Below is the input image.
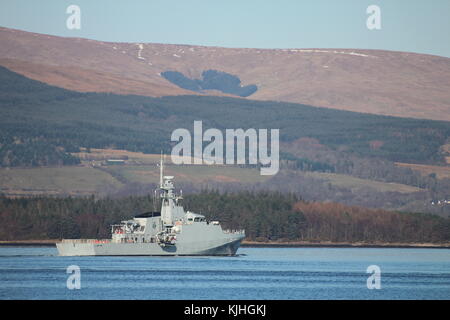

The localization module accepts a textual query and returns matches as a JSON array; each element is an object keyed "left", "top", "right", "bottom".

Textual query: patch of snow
[
  {"left": 281, "top": 48, "right": 374, "bottom": 58},
  {"left": 173, "top": 54, "right": 181, "bottom": 58},
  {"left": 348, "top": 51, "right": 369, "bottom": 57},
  {"left": 136, "top": 43, "right": 146, "bottom": 60}
]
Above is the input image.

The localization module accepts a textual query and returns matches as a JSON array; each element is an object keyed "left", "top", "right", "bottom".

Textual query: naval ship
[{"left": 56, "top": 156, "right": 245, "bottom": 256}]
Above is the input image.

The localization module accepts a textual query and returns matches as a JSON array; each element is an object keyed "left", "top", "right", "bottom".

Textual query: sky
[{"left": 0, "top": 0, "right": 449, "bottom": 57}]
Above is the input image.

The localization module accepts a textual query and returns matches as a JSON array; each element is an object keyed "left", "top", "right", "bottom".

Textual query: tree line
[{"left": 0, "top": 191, "right": 449, "bottom": 243}]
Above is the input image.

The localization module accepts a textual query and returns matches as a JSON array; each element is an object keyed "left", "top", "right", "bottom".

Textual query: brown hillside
[{"left": 1, "top": 27, "right": 449, "bottom": 121}]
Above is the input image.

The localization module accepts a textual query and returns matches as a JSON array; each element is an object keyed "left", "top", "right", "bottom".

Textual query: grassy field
[
  {"left": 0, "top": 166, "right": 123, "bottom": 197},
  {"left": 0, "top": 151, "right": 427, "bottom": 197},
  {"left": 74, "top": 148, "right": 164, "bottom": 164},
  {"left": 395, "top": 162, "right": 450, "bottom": 179},
  {"left": 73, "top": 148, "right": 204, "bottom": 165},
  {"left": 303, "top": 171, "right": 423, "bottom": 193},
  {"left": 0, "top": 163, "right": 424, "bottom": 197},
  {"left": 0, "top": 163, "right": 267, "bottom": 197},
  {"left": 105, "top": 164, "right": 268, "bottom": 184},
  {"left": 74, "top": 149, "right": 268, "bottom": 184}
]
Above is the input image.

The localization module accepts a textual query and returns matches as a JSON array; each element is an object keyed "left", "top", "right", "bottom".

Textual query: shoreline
[
  {"left": 241, "top": 240, "right": 450, "bottom": 249},
  {"left": 1, "top": 240, "right": 450, "bottom": 249}
]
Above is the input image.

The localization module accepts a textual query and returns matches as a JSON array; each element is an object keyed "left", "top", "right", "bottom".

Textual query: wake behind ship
[{"left": 56, "top": 156, "right": 245, "bottom": 256}]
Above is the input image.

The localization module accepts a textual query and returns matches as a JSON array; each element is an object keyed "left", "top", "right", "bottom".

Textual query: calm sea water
[{"left": 0, "top": 246, "right": 449, "bottom": 300}]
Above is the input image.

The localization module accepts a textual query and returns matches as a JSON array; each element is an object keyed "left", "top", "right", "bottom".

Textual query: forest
[
  {"left": 0, "top": 192, "right": 449, "bottom": 243},
  {"left": 1, "top": 65, "right": 449, "bottom": 169}
]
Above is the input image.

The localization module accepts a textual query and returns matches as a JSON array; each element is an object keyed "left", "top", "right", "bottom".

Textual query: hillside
[
  {"left": 1, "top": 65, "right": 448, "bottom": 165},
  {"left": 1, "top": 27, "right": 449, "bottom": 121},
  {"left": 0, "top": 66, "right": 449, "bottom": 215}
]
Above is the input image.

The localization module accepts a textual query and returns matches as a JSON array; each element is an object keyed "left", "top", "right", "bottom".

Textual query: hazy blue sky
[{"left": 1, "top": 0, "right": 449, "bottom": 57}]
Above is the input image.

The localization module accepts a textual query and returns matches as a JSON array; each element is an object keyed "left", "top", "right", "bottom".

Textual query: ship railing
[
  {"left": 223, "top": 229, "right": 245, "bottom": 235},
  {"left": 60, "top": 239, "right": 111, "bottom": 243}
]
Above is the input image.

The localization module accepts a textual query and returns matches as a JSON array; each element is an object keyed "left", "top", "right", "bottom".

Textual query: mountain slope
[
  {"left": 1, "top": 66, "right": 449, "bottom": 214},
  {"left": 1, "top": 27, "right": 449, "bottom": 121},
  {"left": 1, "top": 65, "right": 448, "bottom": 166}
]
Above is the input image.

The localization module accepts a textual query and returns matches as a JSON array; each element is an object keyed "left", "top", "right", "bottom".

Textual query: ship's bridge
[{"left": 185, "top": 211, "right": 206, "bottom": 223}]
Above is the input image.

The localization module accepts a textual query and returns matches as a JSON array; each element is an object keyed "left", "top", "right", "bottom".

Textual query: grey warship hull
[{"left": 57, "top": 237, "right": 243, "bottom": 256}]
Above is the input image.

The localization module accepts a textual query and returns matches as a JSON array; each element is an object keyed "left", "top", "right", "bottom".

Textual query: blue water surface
[{"left": 0, "top": 246, "right": 449, "bottom": 300}]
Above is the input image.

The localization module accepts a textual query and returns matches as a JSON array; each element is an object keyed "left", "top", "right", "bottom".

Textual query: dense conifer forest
[{"left": 1, "top": 192, "right": 448, "bottom": 243}]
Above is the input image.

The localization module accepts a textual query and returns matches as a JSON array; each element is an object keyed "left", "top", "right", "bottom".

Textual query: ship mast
[
  {"left": 159, "top": 151, "right": 164, "bottom": 188},
  {"left": 159, "top": 152, "right": 176, "bottom": 225}
]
